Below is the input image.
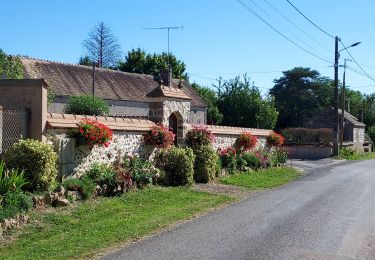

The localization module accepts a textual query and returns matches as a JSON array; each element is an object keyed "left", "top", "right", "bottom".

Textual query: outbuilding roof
[{"left": 21, "top": 57, "right": 206, "bottom": 107}]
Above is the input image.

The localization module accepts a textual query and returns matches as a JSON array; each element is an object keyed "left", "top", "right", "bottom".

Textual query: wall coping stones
[
  {"left": 205, "top": 125, "right": 273, "bottom": 136},
  {"left": 46, "top": 113, "right": 155, "bottom": 132}
]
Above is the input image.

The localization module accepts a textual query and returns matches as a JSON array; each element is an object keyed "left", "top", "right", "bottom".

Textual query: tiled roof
[
  {"left": 46, "top": 113, "right": 155, "bottom": 132},
  {"left": 21, "top": 57, "right": 206, "bottom": 107},
  {"left": 305, "top": 107, "right": 365, "bottom": 128}
]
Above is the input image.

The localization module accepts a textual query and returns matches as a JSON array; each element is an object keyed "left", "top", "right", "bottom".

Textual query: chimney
[
  {"left": 359, "top": 109, "right": 364, "bottom": 122},
  {"left": 160, "top": 67, "right": 172, "bottom": 86}
]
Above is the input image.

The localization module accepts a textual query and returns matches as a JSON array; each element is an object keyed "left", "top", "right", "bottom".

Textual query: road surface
[{"left": 101, "top": 160, "right": 375, "bottom": 260}]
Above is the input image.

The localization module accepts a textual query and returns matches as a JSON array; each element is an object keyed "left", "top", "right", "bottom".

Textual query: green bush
[
  {"left": 236, "top": 155, "right": 248, "bottom": 172},
  {"left": 4, "top": 139, "right": 58, "bottom": 192},
  {"left": 84, "top": 163, "right": 132, "bottom": 196},
  {"left": 269, "top": 148, "right": 288, "bottom": 167},
  {"left": 0, "top": 191, "right": 33, "bottom": 221},
  {"left": 154, "top": 147, "right": 195, "bottom": 186},
  {"left": 339, "top": 147, "right": 356, "bottom": 159},
  {"left": 62, "top": 177, "right": 96, "bottom": 200},
  {"left": 218, "top": 147, "right": 238, "bottom": 174},
  {"left": 65, "top": 95, "right": 109, "bottom": 116},
  {"left": 0, "top": 161, "right": 28, "bottom": 195},
  {"left": 193, "top": 146, "right": 220, "bottom": 183},
  {"left": 282, "top": 128, "right": 332, "bottom": 146},
  {"left": 241, "top": 152, "right": 261, "bottom": 170},
  {"left": 2, "top": 191, "right": 33, "bottom": 211},
  {"left": 123, "top": 155, "right": 159, "bottom": 188},
  {"left": 85, "top": 163, "right": 115, "bottom": 184}
]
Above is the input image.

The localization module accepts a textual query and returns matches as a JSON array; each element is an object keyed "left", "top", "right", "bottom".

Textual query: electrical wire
[
  {"left": 285, "top": 0, "right": 334, "bottom": 39},
  {"left": 236, "top": 0, "right": 333, "bottom": 64},
  {"left": 245, "top": 0, "right": 330, "bottom": 60},
  {"left": 262, "top": 0, "right": 332, "bottom": 54},
  {"left": 340, "top": 40, "right": 375, "bottom": 83}
]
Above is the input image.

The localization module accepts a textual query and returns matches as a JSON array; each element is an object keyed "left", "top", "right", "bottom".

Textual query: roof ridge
[{"left": 20, "top": 56, "right": 156, "bottom": 79}]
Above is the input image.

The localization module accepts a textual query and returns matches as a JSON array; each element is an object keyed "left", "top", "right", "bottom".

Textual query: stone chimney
[{"left": 160, "top": 67, "right": 172, "bottom": 87}]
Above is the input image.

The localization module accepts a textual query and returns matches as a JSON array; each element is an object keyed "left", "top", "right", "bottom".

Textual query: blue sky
[{"left": 1, "top": 0, "right": 375, "bottom": 94}]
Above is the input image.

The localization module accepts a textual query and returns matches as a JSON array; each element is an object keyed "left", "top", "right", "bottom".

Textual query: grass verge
[
  {"left": 0, "top": 187, "right": 233, "bottom": 259},
  {"left": 339, "top": 152, "right": 375, "bottom": 161},
  {"left": 219, "top": 167, "right": 300, "bottom": 190}
]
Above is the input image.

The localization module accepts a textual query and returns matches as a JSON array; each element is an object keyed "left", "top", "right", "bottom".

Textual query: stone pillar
[{"left": 53, "top": 137, "right": 76, "bottom": 181}]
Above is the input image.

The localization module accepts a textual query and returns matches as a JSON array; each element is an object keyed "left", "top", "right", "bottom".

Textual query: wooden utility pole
[
  {"left": 333, "top": 36, "right": 339, "bottom": 156},
  {"left": 340, "top": 58, "right": 351, "bottom": 148}
]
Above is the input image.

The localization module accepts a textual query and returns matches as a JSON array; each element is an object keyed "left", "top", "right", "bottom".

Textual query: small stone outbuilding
[{"left": 305, "top": 107, "right": 368, "bottom": 152}]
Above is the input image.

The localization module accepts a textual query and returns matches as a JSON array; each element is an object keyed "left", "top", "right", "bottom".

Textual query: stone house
[
  {"left": 19, "top": 57, "right": 209, "bottom": 145},
  {"left": 0, "top": 57, "right": 273, "bottom": 177},
  {"left": 305, "top": 107, "right": 367, "bottom": 151}
]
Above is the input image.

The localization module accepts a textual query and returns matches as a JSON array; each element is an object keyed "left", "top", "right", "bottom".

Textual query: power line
[
  {"left": 236, "top": 0, "right": 332, "bottom": 64},
  {"left": 245, "top": 0, "right": 330, "bottom": 60},
  {"left": 340, "top": 40, "right": 375, "bottom": 83},
  {"left": 285, "top": 0, "right": 334, "bottom": 39},
  {"left": 262, "top": 0, "right": 332, "bottom": 54}
]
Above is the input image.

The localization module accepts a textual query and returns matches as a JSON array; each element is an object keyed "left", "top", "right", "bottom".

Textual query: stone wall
[
  {"left": 213, "top": 135, "right": 267, "bottom": 150},
  {"left": 49, "top": 130, "right": 154, "bottom": 178},
  {"left": 46, "top": 113, "right": 273, "bottom": 178}
]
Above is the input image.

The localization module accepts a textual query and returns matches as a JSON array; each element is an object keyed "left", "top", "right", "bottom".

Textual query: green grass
[
  {"left": 339, "top": 152, "right": 375, "bottom": 161},
  {"left": 219, "top": 167, "right": 300, "bottom": 190},
  {"left": 0, "top": 187, "right": 233, "bottom": 259}
]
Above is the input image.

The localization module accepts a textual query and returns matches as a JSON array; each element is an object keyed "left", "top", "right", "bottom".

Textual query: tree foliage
[
  {"left": 191, "top": 83, "right": 223, "bottom": 124},
  {"left": 0, "top": 49, "right": 24, "bottom": 79},
  {"left": 117, "top": 48, "right": 187, "bottom": 79},
  {"left": 215, "top": 75, "right": 278, "bottom": 129},
  {"left": 78, "top": 55, "right": 94, "bottom": 66},
  {"left": 82, "top": 22, "right": 121, "bottom": 68},
  {"left": 270, "top": 67, "right": 333, "bottom": 129}
]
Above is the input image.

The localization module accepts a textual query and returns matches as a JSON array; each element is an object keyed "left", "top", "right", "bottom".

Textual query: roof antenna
[{"left": 142, "top": 26, "right": 183, "bottom": 70}]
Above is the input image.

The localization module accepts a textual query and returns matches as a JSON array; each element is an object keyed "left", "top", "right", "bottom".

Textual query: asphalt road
[{"left": 101, "top": 160, "right": 375, "bottom": 260}]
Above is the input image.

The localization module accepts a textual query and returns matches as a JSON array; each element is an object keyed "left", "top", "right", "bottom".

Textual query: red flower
[{"left": 75, "top": 119, "right": 113, "bottom": 147}]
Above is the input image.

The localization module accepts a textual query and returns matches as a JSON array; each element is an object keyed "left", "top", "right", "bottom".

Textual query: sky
[{"left": 1, "top": 0, "right": 375, "bottom": 94}]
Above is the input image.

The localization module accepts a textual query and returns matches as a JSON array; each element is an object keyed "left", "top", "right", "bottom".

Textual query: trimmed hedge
[
  {"left": 155, "top": 147, "right": 195, "bottom": 186},
  {"left": 193, "top": 146, "right": 220, "bottom": 183},
  {"left": 4, "top": 139, "right": 58, "bottom": 192},
  {"left": 282, "top": 128, "right": 332, "bottom": 146}
]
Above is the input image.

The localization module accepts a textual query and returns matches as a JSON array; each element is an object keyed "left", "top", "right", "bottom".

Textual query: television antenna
[{"left": 143, "top": 26, "right": 183, "bottom": 68}]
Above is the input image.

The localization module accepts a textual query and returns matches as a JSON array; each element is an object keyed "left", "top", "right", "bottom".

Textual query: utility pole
[
  {"left": 333, "top": 36, "right": 340, "bottom": 156},
  {"left": 340, "top": 58, "right": 351, "bottom": 148}
]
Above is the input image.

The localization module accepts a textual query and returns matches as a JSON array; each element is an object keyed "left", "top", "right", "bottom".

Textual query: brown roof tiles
[{"left": 21, "top": 57, "right": 206, "bottom": 107}]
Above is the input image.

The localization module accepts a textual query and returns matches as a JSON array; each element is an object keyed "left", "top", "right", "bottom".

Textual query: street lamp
[{"left": 333, "top": 39, "right": 361, "bottom": 156}]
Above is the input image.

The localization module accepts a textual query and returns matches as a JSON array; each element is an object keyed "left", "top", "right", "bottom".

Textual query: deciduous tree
[
  {"left": 117, "top": 48, "right": 187, "bottom": 79},
  {"left": 82, "top": 22, "right": 121, "bottom": 68},
  {"left": 270, "top": 67, "right": 333, "bottom": 129}
]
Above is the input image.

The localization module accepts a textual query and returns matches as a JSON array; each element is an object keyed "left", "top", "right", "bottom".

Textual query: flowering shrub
[
  {"left": 267, "top": 132, "right": 285, "bottom": 147},
  {"left": 269, "top": 148, "right": 288, "bottom": 167},
  {"left": 217, "top": 147, "right": 237, "bottom": 173},
  {"left": 253, "top": 149, "right": 269, "bottom": 168},
  {"left": 71, "top": 119, "right": 113, "bottom": 147},
  {"left": 122, "top": 154, "right": 159, "bottom": 188},
  {"left": 144, "top": 124, "right": 175, "bottom": 148},
  {"left": 234, "top": 131, "right": 257, "bottom": 152},
  {"left": 185, "top": 125, "right": 216, "bottom": 147}
]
